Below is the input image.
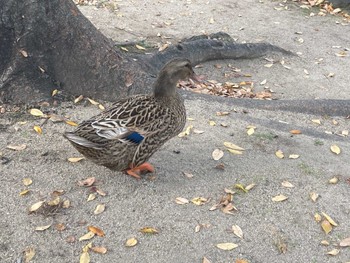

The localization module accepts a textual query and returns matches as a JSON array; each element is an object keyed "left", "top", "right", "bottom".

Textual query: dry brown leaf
[
  {"left": 339, "top": 237, "right": 350, "bottom": 247},
  {"left": 79, "top": 231, "right": 95, "bottom": 241},
  {"left": 212, "top": 149, "right": 224, "bottom": 161},
  {"left": 272, "top": 194, "right": 288, "bottom": 202},
  {"left": 88, "top": 226, "right": 105, "bottom": 237},
  {"left": 232, "top": 225, "right": 243, "bottom": 239},
  {"left": 310, "top": 192, "right": 319, "bottom": 202},
  {"left": 224, "top": 142, "right": 244, "bottom": 151},
  {"left": 22, "top": 178, "right": 32, "bottom": 186},
  {"left": 47, "top": 196, "right": 60, "bottom": 206},
  {"left": 29, "top": 201, "right": 44, "bottom": 213},
  {"left": 222, "top": 202, "right": 237, "bottom": 214},
  {"left": 330, "top": 145, "right": 341, "bottom": 154},
  {"left": 55, "top": 223, "right": 66, "bottom": 231},
  {"left": 80, "top": 251, "right": 90, "bottom": 263},
  {"left": 6, "top": 144, "right": 27, "bottom": 151},
  {"left": 140, "top": 227, "right": 159, "bottom": 234},
  {"left": 94, "top": 203, "right": 105, "bottom": 215},
  {"left": 329, "top": 177, "right": 338, "bottom": 184},
  {"left": 216, "top": 243, "right": 238, "bottom": 250},
  {"left": 91, "top": 246, "right": 107, "bottom": 254},
  {"left": 326, "top": 249, "right": 340, "bottom": 256},
  {"left": 125, "top": 237, "right": 138, "bottom": 247},
  {"left": 321, "top": 220, "right": 332, "bottom": 234},
  {"left": 65, "top": 120, "right": 78, "bottom": 126},
  {"left": 290, "top": 129, "right": 302, "bottom": 134},
  {"left": 78, "top": 177, "right": 96, "bottom": 187},
  {"left": 68, "top": 157, "right": 85, "bottom": 163},
  {"left": 35, "top": 224, "right": 52, "bottom": 231},
  {"left": 322, "top": 212, "right": 338, "bottom": 226},
  {"left": 175, "top": 197, "right": 189, "bottom": 205},
  {"left": 24, "top": 247, "right": 35, "bottom": 263},
  {"left": 33, "top": 125, "right": 42, "bottom": 134},
  {"left": 29, "top": 108, "right": 44, "bottom": 117},
  {"left": 275, "top": 150, "right": 284, "bottom": 159},
  {"left": 281, "top": 181, "right": 294, "bottom": 188}
]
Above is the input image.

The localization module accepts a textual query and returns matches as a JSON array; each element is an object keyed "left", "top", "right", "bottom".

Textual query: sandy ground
[{"left": 1, "top": 1, "right": 350, "bottom": 263}]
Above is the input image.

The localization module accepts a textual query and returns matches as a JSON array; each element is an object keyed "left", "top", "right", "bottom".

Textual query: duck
[{"left": 64, "top": 58, "right": 198, "bottom": 179}]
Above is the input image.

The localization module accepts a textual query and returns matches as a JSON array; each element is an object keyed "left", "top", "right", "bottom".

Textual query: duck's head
[{"left": 154, "top": 58, "right": 198, "bottom": 97}]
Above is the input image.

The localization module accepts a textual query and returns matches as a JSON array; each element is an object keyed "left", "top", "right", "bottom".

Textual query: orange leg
[{"left": 126, "top": 162, "right": 155, "bottom": 179}]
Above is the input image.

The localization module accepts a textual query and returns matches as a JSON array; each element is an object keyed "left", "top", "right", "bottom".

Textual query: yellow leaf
[
  {"left": 178, "top": 125, "right": 193, "bottom": 137},
  {"left": 24, "top": 247, "right": 35, "bottom": 263},
  {"left": 326, "top": 249, "right": 340, "bottom": 256},
  {"left": 74, "top": 95, "right": 84, "bottom": 103},
  {"left": 281, "top": 181, "right": 294, "bottom": 188},
  {"left": 6, "top": 144, "right": 27, "bottom": 151},
  {"left": 98, "top": 104, "right": 105, "bottom": 110},
  {"left": 91, "top": 246, "right": 107, "bottom": 254},
  {"left": 88, "top": 226, "right": 105, "bottom": 237},
  {"left": 329, "top": 177, "right": 338, "bottom": 184},
  {"left": 68, "top": 157, "right": 85, "bottom": 163},
  {"left": 35, "top": 224, "right": 52, "bottom": 231},
  {"left": 29, "top": 108, "right": 44, "bottom": 117},
  {"left": 175, "top": 197, "right": 189, "bottom": 205},
  {"left": 321, "top": 220, "right": 332, "bottom": 234},
  {"left": 264, "top": 63, "right": 274, "bottom": 68},
  {"left": 314, "top": 213, "right": 322, "bottom": 222},
  {"left": 187, "top": 117, "right": 195, "bottom": 121},
  {"left": 272, "top": 194, "right": 288, "bottom": 202},
  {"left": 125, "top": 237, "right": 138, "bottom": 247},
  {"left": 120, "top": 47, "right": 128, "bottom": 52},
  {"left": 232, "top": 225, "right": 243, "bottom": 238},
  {"left": 80, "top": 252, "right": 90, "bottom": 263},
  {"left": 216, "top": 243, "right": 238, "bottom": 250},
  {"left": 275, "top": 150, "right": 284, "bottom": 159},
  {"left": 62, "top": 199, "right": 70, "bottom": 208},
  {"left": 288, "top": 154, "right": 300, "bottom": 159},
  {"left": 311, "top": 119, "right": 321, "bottom": 125},
  {"left": 310, "top": 192, "right": 319, "bottom": 202},
  {"left": 47, "top": 196, "right": 60, "bottom": 206},
  {"left": 140, "top": 227, "right": 159, "bottom": 234},
  {"left": 20, "top": 189, "right": 31, "bottom": 196},
  {"left": 83, "top": 242, "right": 92, "bottom": 252},
  {"left": 65, "top": 120, "right": 78, "bottom": 126},
  {"left": 234, "top": 184, "right": 247, "bottom": 193},
  {"left": 94, "top": 203, "right": 105, "bottom": 215},
  {"left": 29, "top": 201, "right": 44, "bottom": 213},
  {"left": 191, "top": 197, "right": 208, "bottom": 205},
  {"left": 212, "top": 149, "right": 224, "bottom": 160},
  {"left": 247, "top": 127, "right": 255, "bottom": 135},
  {"left": 79, "top": 231, "right": 95, "bottom": 241},
  {"left": 227, "top": 149, "right": 243, "bottom": 155},
  {"left": 22, "top": 178, "right": 33, "bottom": 186},
  {"left": 322, "top": 212, "right": 338, "bottom": 226},
  {"left": 87, "top": 98, "right": 99, "bottom": 105},
  {"left": 87, "top": 193, "right": 96, "bottom": 202},
  {"left": 320, "top": 240, "right": 329, "bottom": 246},
  {"left": 209, "top": 120, "right": 216, "bottom": 126},
  {"left": 33, "top": 125, "right": 42, "bottom": 134},
  {"left": 330, "top": 144, "right": 341, "bottom": 154},
  {"left": 52, "top": 89, "right": 58, "bottom": 96},
  {"left": 135, "top": 44, "right": 146, "bottom": 50},
  {"left": 224, "top": 142, "right": 245, "bottom": 151},
  {"left": 245, "top": 183, "right": 256, "bottom": 191}
]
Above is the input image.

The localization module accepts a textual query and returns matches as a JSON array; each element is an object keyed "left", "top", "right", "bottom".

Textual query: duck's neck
[{"left": 153, "top": 71, "right": 178, "bottom": 98}]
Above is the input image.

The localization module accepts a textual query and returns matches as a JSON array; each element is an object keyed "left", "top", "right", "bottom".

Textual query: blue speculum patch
[{"left": 125, "top": 132, "right": 144, "bottom": 144}]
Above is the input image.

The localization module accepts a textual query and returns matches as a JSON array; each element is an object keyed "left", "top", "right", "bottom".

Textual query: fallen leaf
[
  {"left": 235, "top": 260, "right": 249, "bottom": 263},
  {"left": 281, "top": 181, "right": 294, "bottom": 188},
  {"left": 224, "top": 142, "right": 244, "bottom": 151},
  {"left": 330, "top": 145, "right": 341, "bottom": 154},
  {"left": 68, "top": 157, "right": 85, "bottom": 163},
  {"left": 65, "top": 120, "right": 78, "bottom": 126},
  {"left": 87, "top": 193, "right": 96, "bottom": 202},
  {"left": 79, "top": 231, "right": 95, "bottom": 241},
  {"left": 96, "top": 188, "right": 107, "bottom": 196},
  {"left": 339, "top": 237, "right": 350, "bottom": 247},
  {"left": 329, "top": 177, "right": 338, "bottom": 184},
  {"left": 227, "top": 149, "right": 243, "bottom": 155},
  {"left": 135, "top": 44, "right": 146, "bottom": 50},
  {"left": 140, "top": 227, "right": 159, "bottom": 234},
  {"left": 245, "top": 183, "right": 256, "bottom": 191},
  {"left": 52, "top": 89, "right": 58, "bottom": 96},
  {"left": 20, "top": 189, "right": 31, "bottom": 196},
  {"left": 94, "top": 203, "right": 105, "bottom": 215},
  {"left": 203, "top": 257, "right": 211, "bottom": 263},
  {"left": 264, "top": 63, "right": 274, "bottom": 68},
  {"left": 35, "top": 224, "right": 52, "bottom": 231},
  {"left": 310, "top": 192, "right": 319, "bottom": 202},
  {"left": 47, "top": 196, "right": 60, "bottom": 206},
  {"left": 29, "top": 201, "right": 45, "bottom": 213},
  {"left": 125, "top": 237, "right": 138, "bottom": 247},
  {"left": 272, "top": 194, "right": 288, "bottom": 202},
  {"left": 216, "top": 243, "right": 238, "bottom": 250},
  {"left": 275, "top": 150, "right": 284, "bottom": 159},
  {"left": 342, "top": 130, "right": 348, "bottom": 136},
  {"left": 23, "top": 178, "right": 33, "bottom": 186},
  {"left": 288, "top": 154, "right": 300, "bottom": 159},
  {"left": 234, "top": 184, "right": 247, "bottom": 193},
  {"left": 193, "top": 129, "right": 204, "bottom": 134},
  {"left": 260, "top": 79, "right": 267, "bottom": 85},
  {"left": 91, "top": 246, "right": 107, "bottom": 254},
  {"left": 62, "top": 199, "right": 70, "bottom": 208},
  {"left": 311, "top": 119, "right": 321, "bottom": 125},
  {"left": 29, "top": 109, "right": 44, "bottom": 117},
  {"left": 33, "top": 125, "right": 42, "bottom": 134},
  {"left": 182, "top": 172, "right": 194, "bottom": 178},
  {"left": 88, "top": 226, "right": 105, "bottom": 237},
  {"left": 120, "top": 47, "right": 128, "bottom": 52},
  {"left": 78, "top": 177, "right": 96, "bottom": 187},
  {"left": 178, "top": 125, "right": 193, "bottom": 137},
  {"left": 20, "top": 49, "right": 28, "bottom": 57},
  {"left": 322, "top": 212, "right": 338, "bottom": 226},
  {"left": 209, "top": 120, "right": 216, "bottom": 126},
  {"left": 326, "top": 249, "right": 340, "bottom": 256},
  {"left": 320, "top": 240, "right": 329, "bottom": 246},
  {"left": 216, "top": 111, "right": 230, "bottom": 116},
  {"left": 55, "top": 223, "right": 66, "bottom": 231},
  {"left": 191, "top": 197, "right": 208, "bottom": 206},
  {"left": 24, "top": 247, "right": 35, "bottom": 263},
  {"left": 290, "top": 129, "right": 302, "bottom": 134},
  {"left": 80, "top": 251, "right": 90, "bottom": 263},
  {"left": 232, "top": 225, "right": 243, "bottom": 238},
  {"left": 321, "top": 220, "right": 332, "bottom": 234},
  {"left": 247, "top": 127, "right": 255, "bottom": 135},
  {"left": 74, "top": 95, "right": 84, "bottom": 103},
  {"left": 212, "top": 149, "right": 224, "bottom": 160},
  {"left": 87, "top": 98, "right": 99, "bottom": 105},
  {"left": 98, "top": 104, "right": 105, "bottom": 110},
  {"left": 6, "top": 144, "right": 27, "bottom": 151},
  {"left": 175, "top": 197, "right": 189, "bottom": 205},
  {"left": 314, "top": 213, "right": 322, "bottom": 222}
]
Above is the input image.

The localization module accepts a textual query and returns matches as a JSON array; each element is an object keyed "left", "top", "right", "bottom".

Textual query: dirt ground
[{"left": 1, "top": 1, "right": 349, "bottom": 263}]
